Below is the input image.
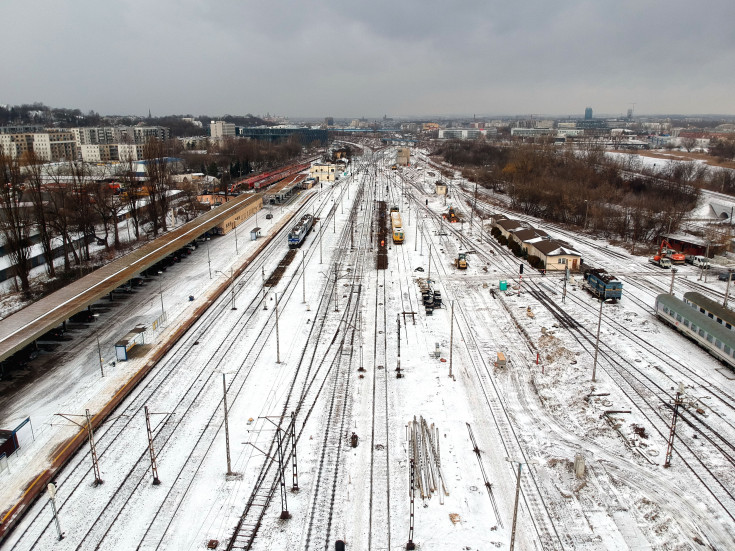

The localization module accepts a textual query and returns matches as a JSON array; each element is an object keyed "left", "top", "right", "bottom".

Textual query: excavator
[{"left": 655, "top": 239, "right": 686, "bottom": 265}]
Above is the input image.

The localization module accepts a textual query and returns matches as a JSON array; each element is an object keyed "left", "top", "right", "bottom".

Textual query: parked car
[{"left": 717, "top": 272, "right": 735, "bottom": 281}]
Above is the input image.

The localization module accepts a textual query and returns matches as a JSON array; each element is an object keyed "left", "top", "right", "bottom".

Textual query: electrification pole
[
  {"left": 222, "top": 373, "right": 233, "bottom": 475},
  {"left": 449, "top": 300, "right": 454, "bottom": 379},
  {"left": 85, "top": 409, "right": 103, "bottom": 485},
  {"left": 96, "top": 334, "right": 104, "bottom": 378},
  {"left": 592, "top": 298, "right": 604, "bottom": 382},
  {"left": 275, "top": 292, "right": 281, "bottom": 364},
  {"left": 144, "top": 405, "right": 161, "bottom": 485}
]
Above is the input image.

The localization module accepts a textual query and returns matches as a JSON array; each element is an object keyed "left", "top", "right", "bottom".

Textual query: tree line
[{"left": 433, "top": 140, "right": 703, "bottom": 247}]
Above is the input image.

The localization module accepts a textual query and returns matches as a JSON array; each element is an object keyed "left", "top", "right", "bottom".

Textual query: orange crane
[{"left": 656, "top": 239, "right": 686, "bottom": 264}]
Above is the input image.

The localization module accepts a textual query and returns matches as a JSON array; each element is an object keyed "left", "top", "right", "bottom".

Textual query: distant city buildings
[
  {"left": 438, "top": 128, "right": 497, "bottom": 140},
  {"left": 585, "top": 107, "right": 593, "bottom": 120},
  {"left": 0, "top": 124, "right": 170, "bottom": 162}
]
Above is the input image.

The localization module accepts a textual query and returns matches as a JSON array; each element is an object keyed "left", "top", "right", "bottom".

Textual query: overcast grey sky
[{"left": 2, "top": 1, "right": 734, "bottom": 118}]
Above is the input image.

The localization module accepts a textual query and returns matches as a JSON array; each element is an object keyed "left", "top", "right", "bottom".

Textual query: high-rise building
[
  {"left": 210, "top": 121, "right": 236, "bottom": 138},
  {"left": 584, "top": 107, "right": 593, "bottom": 120}
]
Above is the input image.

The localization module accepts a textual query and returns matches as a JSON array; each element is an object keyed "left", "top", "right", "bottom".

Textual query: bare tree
[
  {"left": 26, "top": 153, "right": 56, "bottom": 278},
  {"left": 68, "top": 161, "right": 96, "bottom": 261},
  {"left": 143, "top": 138, "right": 172, "bottom": 237},
  {"left": 45, "top": 166, "right": 79, "bottom": 271},
  {"left": 681, "top": 137, "right": 697, "bottom": 153},
  {"left": 0, "top": 153, "right": 33, "bottom": 293},
  {"left": 120, "top": 157, "right": 143, "bottom": 241}
]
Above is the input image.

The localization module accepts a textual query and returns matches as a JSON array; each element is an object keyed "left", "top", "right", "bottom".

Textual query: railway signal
[{"left": 518, "top": 263, "right": 523, "bottom": 296}]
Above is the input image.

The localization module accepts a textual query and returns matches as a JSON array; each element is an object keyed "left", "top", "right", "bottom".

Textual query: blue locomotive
[
  {"left": 583, "top": 268, "right": 622, "bottom": 301},
  {"left": 288, "top": 214, "right": 314, "bottom": 248}
]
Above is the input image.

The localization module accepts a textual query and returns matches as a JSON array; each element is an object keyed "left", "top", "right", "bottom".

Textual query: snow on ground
[{"left": 2, "top": 148, "right": 735, "bottom": 550}]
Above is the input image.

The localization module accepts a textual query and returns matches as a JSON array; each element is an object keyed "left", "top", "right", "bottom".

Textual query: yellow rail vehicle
[{"left": 390, "top": 207, "right": 404, "bottom": 244}]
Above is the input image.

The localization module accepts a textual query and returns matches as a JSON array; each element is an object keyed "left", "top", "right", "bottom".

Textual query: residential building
[{"left": 0, "top": 131, "right": 76, "bottom": 161}]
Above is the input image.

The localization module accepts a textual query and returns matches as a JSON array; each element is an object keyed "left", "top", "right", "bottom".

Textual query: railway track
[
  {"left": 226, "top": 154, "right": 374, "bottom": 550},
  {"left": 397, "top": 172, "right": 565, "bottom": 550},
  {"left": 6, "top": 197, "right": 321, "bottom": 550}
]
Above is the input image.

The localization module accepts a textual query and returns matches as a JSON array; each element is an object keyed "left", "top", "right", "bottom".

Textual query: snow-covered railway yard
[{"left": 2, "top": 148, "right": 735, "bottom": 550}]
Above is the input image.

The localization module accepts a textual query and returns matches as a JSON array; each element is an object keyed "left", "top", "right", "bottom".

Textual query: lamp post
[{"left": 584, "top": 200, "right": 589, "bottom": 230}]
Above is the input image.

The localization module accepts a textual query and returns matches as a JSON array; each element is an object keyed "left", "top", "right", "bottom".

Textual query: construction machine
[
  {"left": 656, "top": 239, "right": 685, "bottom": 264},
  {"left": 454, "top": 252, "right": 468, "bottom": 269}
]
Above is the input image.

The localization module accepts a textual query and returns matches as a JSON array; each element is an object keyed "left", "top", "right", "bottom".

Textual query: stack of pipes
[{"left": 408, "top": 416, "right": 449, "bottom": 503}]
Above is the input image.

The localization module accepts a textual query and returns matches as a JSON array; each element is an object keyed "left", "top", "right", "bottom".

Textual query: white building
[
  {"left": 210, "top": 121, "right": 236, "bottom": 138},
  {"left": 438, "top": 128, "right": 496, "bottom": 140}
]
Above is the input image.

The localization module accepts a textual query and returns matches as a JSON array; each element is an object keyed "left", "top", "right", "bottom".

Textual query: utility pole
[
  {"left": 319, "top": 220, "right": 323, "bottom": 264},
  {"left": 449, "top": 300, "right": 454, "bottom": 379},
  {"left": 234, "top": 222, "right": 239, "bottom": 255},
  {"left": 470, "top": 182, "right": 477, "bottom": 236},
  {"left": 414, "top": 217, "right": 418, "bottom": 252},
  {"left": 85, "top": 409, "right": 103, "bottom": 485},
  {"left": 428, "top": 246, "right": 432, "bottom": 281},
  {"left": 397, "top": 313, "right": 401, "bottom": 373},
  {"left": 420, "top": 223, "right": 423, "bottom": 256},
  {"left": 275, "top": 292, "right": 281, "bottom": 364},
  {"left": 144, "top": 405, "right": 161, "bottom": 485},
  {"left": 276, "top": 427, "right": 291, "bottom": 519},
  {"left": 222, "top": 374, "right": 233, "bottom": 475},
  {"left": 664, "top": 383, "right": 685, "bottom": 468},
  {"left": 725, "top": 270, "right": 733, "bottom": 308},
  {"left": 47, "top": 483, "right": 63, "bottom": 541},
  {"left": 206, "top": 237, "right": 212, "bottom": 279},
  {"left": 302, "top": 251, "right": 306, "bottom": 303},
  {"left": 334, "top": 264, "right": 339, "bottom": 312},
  {"left": 96, "top": 334, "right": 104, "bottom": 378},
  {"left": 406, "top": 458, "right": 416, "bottom": 550},
  {"left": 230, "top": 268, "right": 237, "bottom": 310},
  {"left": 699, "top": 242, "right": 710, "bottom": 281},
  {"left": 291, "top": 412, "right": 299, "bottom": 491},
  {"left": 508, "top": 461, "right": 523, "bottom": 551},
  {"left": 669, "top": 267, "right": 677, "bottom": 295},
  {"left": 562, "top": 267, "right": 568, "bottom": 303},
  {"left": 159, "top": 281, "right": 165, "bottom": 318},
  {"left": 592, "top": 298, "right": 604, "bottom": 382}
]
